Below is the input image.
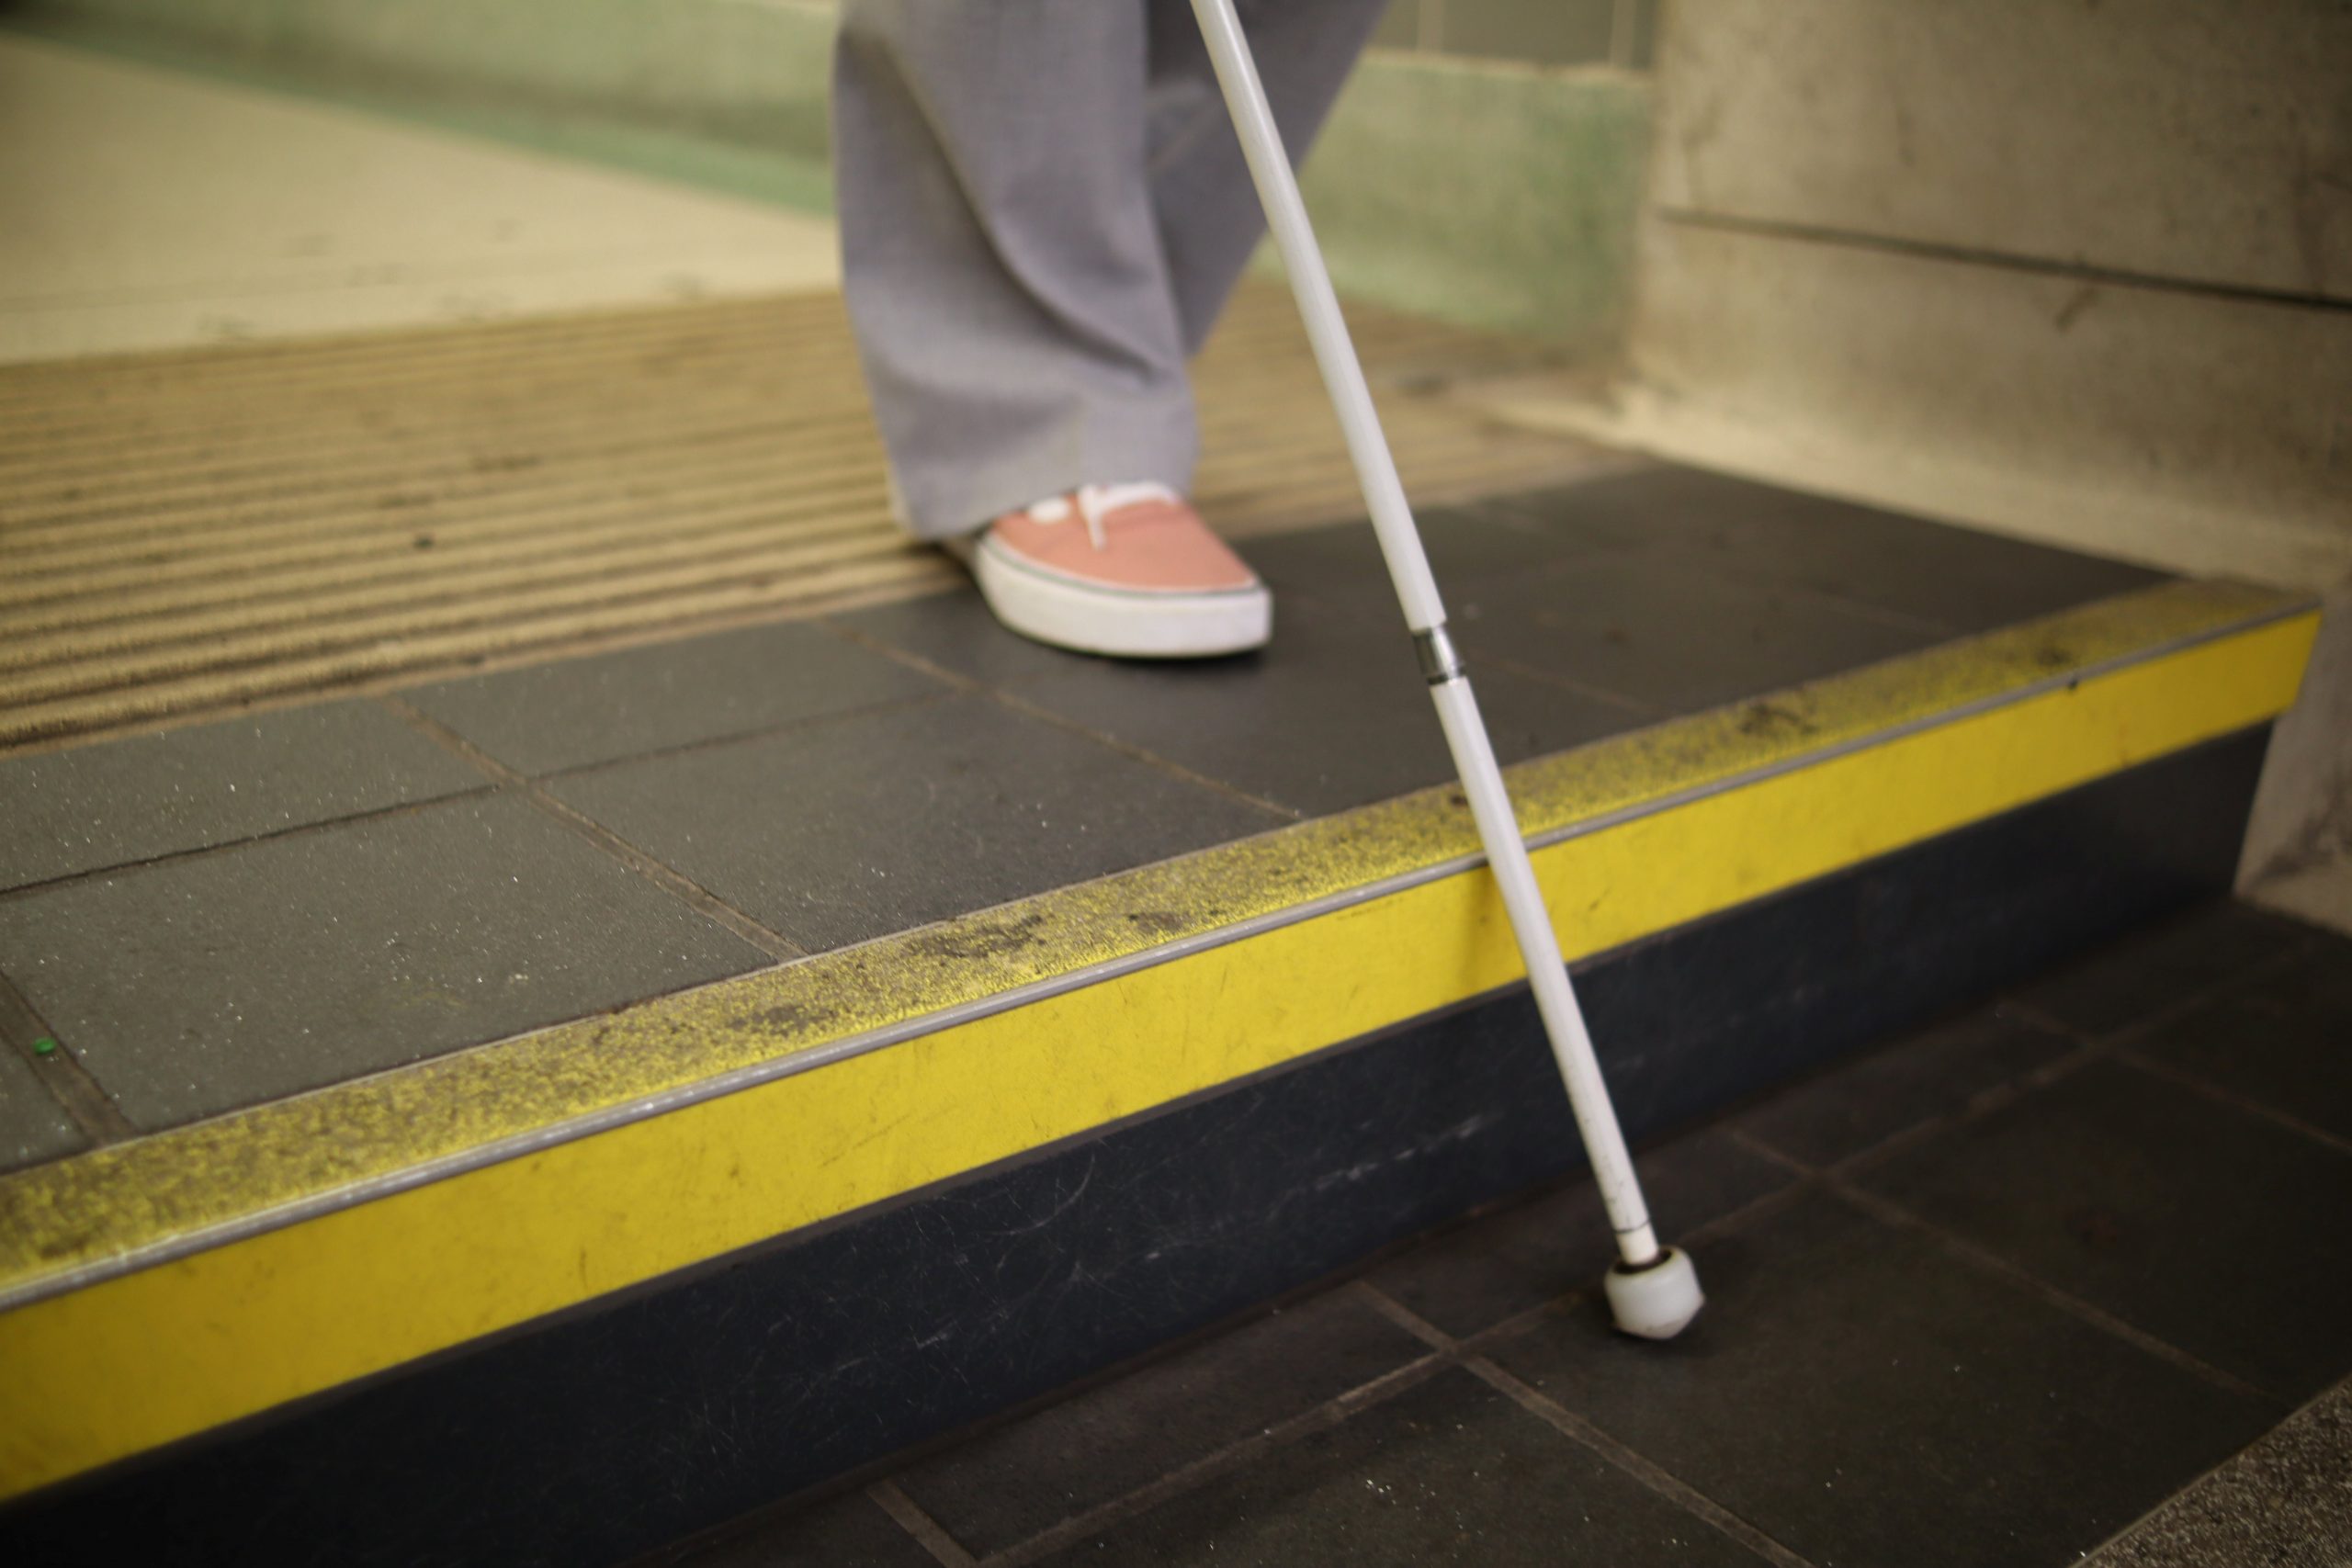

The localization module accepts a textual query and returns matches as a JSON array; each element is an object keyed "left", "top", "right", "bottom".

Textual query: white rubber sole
[{"left": 968, "top": 535, "right": 1272, "bottom": 659}]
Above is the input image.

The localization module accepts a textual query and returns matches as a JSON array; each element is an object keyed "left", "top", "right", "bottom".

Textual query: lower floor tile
[
  {"left": 1487, "top": 1189, "right": 2275, "bottom": 1568},
  {"left": 1043, "top": 1367, "right": 1770, "bottom": 1567}
]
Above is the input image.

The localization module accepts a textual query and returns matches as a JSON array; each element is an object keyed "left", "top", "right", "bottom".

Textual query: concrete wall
[
  {"left": 1374, "top": 0, "right": 1657, "bottom": 69},
  {"left": 1609, "top": 0, "right": 2351, "bottom": 589},
  {"left": 1648, "top": 2, "right": 2349, "bottom": 301},
  {"left": 1607, "top": 0, "right": 2352, "bottom": 878}
]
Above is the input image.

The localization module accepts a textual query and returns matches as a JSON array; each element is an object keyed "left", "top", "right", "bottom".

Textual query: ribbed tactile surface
[{"left": 0, "top": 286, "right": 1590, "bottom": 751}]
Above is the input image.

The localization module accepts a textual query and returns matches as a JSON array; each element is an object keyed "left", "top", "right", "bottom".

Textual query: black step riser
[{"left": 0, "top": 728, "right": 2267, "bottom": 1567}]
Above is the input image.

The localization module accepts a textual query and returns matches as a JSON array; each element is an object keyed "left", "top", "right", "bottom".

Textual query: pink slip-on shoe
[{"left": 962, "top": 482, "right": 1272, "bottom": 658}]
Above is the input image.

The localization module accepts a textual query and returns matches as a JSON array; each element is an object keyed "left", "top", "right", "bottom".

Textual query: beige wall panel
[
  {"left": 1652, "top": 0, "right": 2352, "bottom": 300},
  {"left": 1603, "top": 219, "right": 2352, "bottom": 588}
]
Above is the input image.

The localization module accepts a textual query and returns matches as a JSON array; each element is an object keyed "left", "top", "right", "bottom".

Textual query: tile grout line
[
  {"left": 989, "top": 687, "right": 1301, "bottom": 822},
  {"left": 1837, "top": 1181, "right": 2273, "bottom": 1403},
  {"left": 866, "top": 1479, "right": 980, "bottom": 1568},
  {"left": 2108, "top": 1043, "right": 2352, "bottom": 1160},
  {"left": 0, "top": 786, "right": 499, "bottom": 908},
  {"left": 0, "top": 572, "right": 964, "bottom": 764},
  {"left": 808, "top": 916, "right": 2313, "bottom": 1564},
  {"left": 2000, "top": 932, "right": 2319, "bottom": 1055},
  {"left": 1453, "top": 493, "right": 1968, "bottom": 642},
  {"left": 1470, "top": 1362, "right": 1819, "bottom": 1568},
  {"left": 1458, "top": 643, "right": 1666, "bottom": 717},
  {"left": 1994, "top": 934, "right": 2352, "bottom": 1159},
  {"left": 533, "top": 687, "right": 962, "bottom": 785},
  {"left": 1782, "top": 937, "right": 2328, "bottom": 1192},
  {"left": 1351, "top": 1282, "right": 1820, "bottom": 1568},
  {"left": 1726, "top": 1128, "right": 2275, "bottom": 1404},
  {"left": 1799, "top": 1037, "right": 2113, "bottom": 1188},
  {"left": 982, "top": 1353, "right": 1453, "bottom": 1568},
  {"left": 1451, "top": 1017, "right": 2116, "bottom": 1361},
  {"left": 0, "top": 968, "right": 138, "bottom": 1145},
  {"left": 817, "top": 617, "right": 1306, "bottom": 823},
  {"left": 375, "top": 694, "right": 806, "bottom": 963},
  {"left": 881, "top": 917, "right": 2316, "bottom": 1566}
]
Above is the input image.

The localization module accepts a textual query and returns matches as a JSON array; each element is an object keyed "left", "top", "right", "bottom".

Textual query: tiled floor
[
  {"left": 0, "top": 469, "right": 2165, "bottom": 1153},
  {"left": 0, "top": 795, "right": 769, "bottom": 1130},
  {"left": 652, "top": 901, "right": 2352, "bottom": 1567}
]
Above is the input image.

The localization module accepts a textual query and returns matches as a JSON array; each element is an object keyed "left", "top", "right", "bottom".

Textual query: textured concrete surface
[
  {"left": 2094, "top": 1380, "right": 2352, "bottom": 1568},
  {"left": 1491, "top": 221, "right": 2352, "bottom": 592},
  {"left": 1472, "top": 0, "right": 2351, "bottom": 614},
  {"left": 0, "top": 32, "right": 838, "bottom": 363},
  {"left": 2255, "top": 852, "right": 2352, "bottom": 939},
  {"left": 1648, "top": 0, "right": 2352, "bottom": 301},
  {"left": 2242, "top": 584, "right": 2352, "bottom": 891}
]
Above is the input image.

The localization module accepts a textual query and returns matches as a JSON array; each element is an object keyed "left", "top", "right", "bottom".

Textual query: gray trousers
[{"left": 833, "top": 0, "right": 1388, "bottom": 540}]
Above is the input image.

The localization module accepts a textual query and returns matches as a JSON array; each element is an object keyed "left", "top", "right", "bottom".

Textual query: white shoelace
[{"left": 1024, "top": 481, "right": 1181, "bottom": 550}]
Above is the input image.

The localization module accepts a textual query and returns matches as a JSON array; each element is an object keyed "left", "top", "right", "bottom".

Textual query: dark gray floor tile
[
  {"left": 835, "top": 511, "right": 1598, "bottom": 699},
  {"left": 897, "top": 1290, "right": 1429, "bottom": 1556},
  {"left": 548, "top": 694, "right": 1281, "bottom": 952},
  {"left": 2098, "top": 1377, "right": 2352, "bottom": 1568},
  {"left": 1241, "top": 506, "right": 1602, "bottom": 604},
  {"left": 831, "top": 586, "right": 1091, "bottom": 690},
  {"left": 1043, "top": 1367, "right": 1768, "bottom": 1567},
  {"left": 1487, "top": 1189, "right": 2275, "bottom": 1568},
  {"left": 0, "top": 701, "right": 483, "bottom": 891},
  {"left": 1487, "top": 467, "right": 2164, "bottom": 634},
  {"left": 0, "top": 795, "right": 765, "bottom": 1130},
  {"left": 1006, "top": 596, "right": 1641, "bottom": 817},
  {"left": 1365, "top": 1126, "right": 1792, "bottom": 1340},
  {"left": 1861, "top": 1059, "right": 2352, "bottom": 1398},
  {"left": 1453, "top": 550, "right": 1936, "bottom": 716},
  {"left": 662, "top": 1488, "right": 934, "bottom": 1568},
  {"left": 2135, "top": 934, "right": 2352, "bottom": 1143},
  {"left": 2015, "top": 901, "right": 2316, "bottom": 1040},
  {"left": 1735, "top": 1006, "right": 2075, "bottom": 1168},
  {"left": 0, "top": 1044, "right": 85, "bottom": 1172},
  {"left": 400, "top": 621, "right": 945, "bottom": 775}
]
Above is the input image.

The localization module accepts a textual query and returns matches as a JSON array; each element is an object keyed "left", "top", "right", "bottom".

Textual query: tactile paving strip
[{"left": 0, "top": 285, "right": 1595, "bottom": 751}]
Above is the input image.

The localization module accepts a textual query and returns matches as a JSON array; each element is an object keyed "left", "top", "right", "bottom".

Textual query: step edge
[{"left": 0, "top": 581, "right": 2312, "bottom": 1307}]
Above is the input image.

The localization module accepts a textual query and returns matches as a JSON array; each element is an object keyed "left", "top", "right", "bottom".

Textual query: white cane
[{"left": 1189, "top": 0, "right": 1702, "bottom": 1337}]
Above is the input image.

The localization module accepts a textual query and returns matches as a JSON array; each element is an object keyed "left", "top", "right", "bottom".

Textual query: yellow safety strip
[{"left": 0, "top": 580, "right": 2315, "bottom": 1497}]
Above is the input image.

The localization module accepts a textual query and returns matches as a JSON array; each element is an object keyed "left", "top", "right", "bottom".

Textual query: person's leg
[
  {"left": 1144, "top": 0, "right": 1390, "bottom": 355},
  {"left": 832, "top": 1, "right": 1194, "bottom": 541}
]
